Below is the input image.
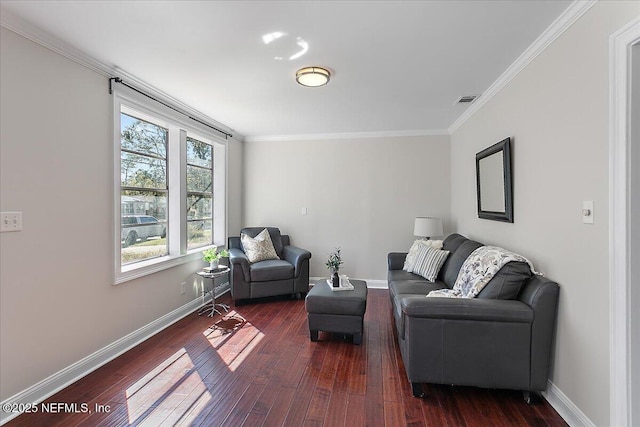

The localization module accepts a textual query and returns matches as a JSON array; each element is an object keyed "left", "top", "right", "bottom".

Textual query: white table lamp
[{"left": 413, "top": 217, "right": 443, "bottom": 240}]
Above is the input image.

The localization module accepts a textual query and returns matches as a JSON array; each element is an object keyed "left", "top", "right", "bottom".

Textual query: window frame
[{"left": 113, "top": 87, "right": 227, "bottom": 284}]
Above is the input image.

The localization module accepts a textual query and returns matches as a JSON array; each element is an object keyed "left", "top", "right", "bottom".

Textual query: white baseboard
[
  {"left": 543, "top": 380, "right": 595, "bottom": 427},
  {"left": 309, "top": 277, "right": 387, "bottom": 289},
  {"left": 0, "top": 296, "right": 210, "bottom": 425}
]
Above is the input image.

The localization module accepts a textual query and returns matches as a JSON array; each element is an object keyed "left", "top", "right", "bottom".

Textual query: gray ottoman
[{"left": 305, "top": 279, "right": 368, "bottom": 345}]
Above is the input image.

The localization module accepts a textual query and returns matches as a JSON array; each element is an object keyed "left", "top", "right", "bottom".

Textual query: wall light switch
[
  {"left": 301, "top": 207, "right": 308, "bottom": 215},
  {"left": 1, "top": 212, "right": 22, "bottom": 232},
  {"left": 582, "top": 201, "right": 594, "bottom": 224}
]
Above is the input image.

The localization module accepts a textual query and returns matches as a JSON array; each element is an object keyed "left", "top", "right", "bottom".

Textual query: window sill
[{"left": 115, "top": 251, "right": 205, "bottom": 285}]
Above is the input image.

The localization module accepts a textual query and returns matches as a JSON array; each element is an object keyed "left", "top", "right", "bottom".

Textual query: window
[
  {"left": 113, "top": 88, "right": 226, "bottom": 284},
  {"left": 186, "top": 137, "right": 214, "bottom": 250},
  {"left": 120, "top": 113, "right": 168, "bottom": 264}
]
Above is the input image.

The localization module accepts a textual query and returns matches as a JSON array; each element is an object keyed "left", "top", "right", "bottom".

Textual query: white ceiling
[{"left": 0, "top": 0, "right": 573, "bottom": 140}]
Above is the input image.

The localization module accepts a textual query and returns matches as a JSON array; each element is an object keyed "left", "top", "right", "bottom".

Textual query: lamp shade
[{"left": 413, "top": 217, "right": 443, "bottom": 239}]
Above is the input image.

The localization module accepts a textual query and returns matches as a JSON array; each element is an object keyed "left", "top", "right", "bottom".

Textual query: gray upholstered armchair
[{"left": 228, "top": 227, "right": 311, "bottom": 302}]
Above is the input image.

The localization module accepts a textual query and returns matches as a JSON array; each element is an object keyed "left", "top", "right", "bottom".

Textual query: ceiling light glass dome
[{"left": 296, "top": 67, "right": 331, "bottom": 87}]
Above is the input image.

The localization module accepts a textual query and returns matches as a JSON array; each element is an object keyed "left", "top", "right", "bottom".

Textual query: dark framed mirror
[{"left": 476, "top": 137, "right": 513, "bottom": 222}]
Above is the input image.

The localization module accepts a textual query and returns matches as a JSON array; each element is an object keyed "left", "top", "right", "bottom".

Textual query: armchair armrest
[
  {"left": 400, "top": 296, "right": 533, "bottom": 323},
  {"left": 282, "top": 245, "right": 312, "bottom": 276},
  {"left": 229, "top": 247, "right": 251, "bottom": 282},
  {"left": 388, "top": 252, "right": 408, "bottom": 270}
]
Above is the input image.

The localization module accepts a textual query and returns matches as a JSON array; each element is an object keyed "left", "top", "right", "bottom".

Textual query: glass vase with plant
[{"left": 325, "top": 247, "right": 343, "bottom": 287}]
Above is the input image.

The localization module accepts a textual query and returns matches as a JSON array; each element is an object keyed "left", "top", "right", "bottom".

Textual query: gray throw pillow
[{"left": 477, "top": 261, "right": 532, "bottom": 299}]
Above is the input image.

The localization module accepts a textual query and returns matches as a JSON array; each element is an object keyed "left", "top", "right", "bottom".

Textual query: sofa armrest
[
  {"left": 517, "top": 276, "right": 560, "bottom": 390},
  {"left": 400, "top": 296, "right": 533, "bottom": 323},
  {"left": 282, "top": 245, "right": 312, "bottom": 277},
  {"left": 388, "top": 252, "right": 408, "bottom": 270}
]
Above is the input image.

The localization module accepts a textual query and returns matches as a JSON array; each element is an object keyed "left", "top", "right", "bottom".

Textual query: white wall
[
  {"left": 0, "top": 27, "right": 241, "bottom": 401},
  {"left": 227, "top": 136, "right": 243, "bottom": 236},
  {"left": 242, "top": 135, "right": 451, "bottom": 280},
  {"left": 450, "top": 3, "right": 640, "bottom": 426}
]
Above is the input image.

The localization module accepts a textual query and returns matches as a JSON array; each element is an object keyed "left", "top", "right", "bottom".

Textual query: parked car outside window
[{"left": 121, "top": 215, "right": 166, "bottom": 247}]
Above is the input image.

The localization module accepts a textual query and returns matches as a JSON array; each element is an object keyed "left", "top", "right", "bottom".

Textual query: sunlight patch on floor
[
  {"left": 126, "top": 347, "right": 192, "bottom": 399},
  {"left": 202, "top": 314, "right": 264, "bottom": 372},
  {"left": 125, "top": 347, "right": 202, "bottom": 424},
  {"left": 123, "top": 312, "right": 264, "bottom": 424}
]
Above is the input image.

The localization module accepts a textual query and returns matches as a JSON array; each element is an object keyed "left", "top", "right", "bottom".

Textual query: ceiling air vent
[{"left": 455, "top": 95, "right": 479, "bottom": 104}]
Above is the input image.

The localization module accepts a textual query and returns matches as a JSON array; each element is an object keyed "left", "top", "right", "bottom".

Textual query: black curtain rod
[{"left": 108, "top": 77, "right": 232, "bottom": 139}]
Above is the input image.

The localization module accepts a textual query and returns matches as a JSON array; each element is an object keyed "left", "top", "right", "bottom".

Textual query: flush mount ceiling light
[{"left": 296, "top": 66, "right": 331, "bottom": 87}]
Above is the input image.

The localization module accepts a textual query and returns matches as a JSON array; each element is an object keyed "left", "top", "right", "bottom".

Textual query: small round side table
[{"left": 196, "top": 266, "right": 230, "bottom": 317}]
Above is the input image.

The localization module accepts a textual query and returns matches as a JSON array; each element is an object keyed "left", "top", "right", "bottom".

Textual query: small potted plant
[
  {"left": 325, "top": 247, "right": 344, "bottom": 288},
  {"left": 202, "top": 247, "right": 229, "bottom": 270}
]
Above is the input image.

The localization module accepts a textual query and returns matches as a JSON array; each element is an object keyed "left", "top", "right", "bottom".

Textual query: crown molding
[
  {"left": 0, "top": 7, "right": 112, "bottom": 77},
  {"left": 0, "top": 8, "right": 238, "bottom": 139},
  {"left": 244, "top": 129, "right": 450, "bottom": 143},
  {"left": 448, "top": 0, "right": 598, "bottom": 135}
]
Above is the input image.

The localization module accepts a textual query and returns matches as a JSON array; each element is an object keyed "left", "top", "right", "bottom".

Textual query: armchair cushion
[
  {"left": 249, "top": 259, "right": 294, "bottom": 282},
  {"left": 241, "top": 228, "right": 280, "bottom": 263}
]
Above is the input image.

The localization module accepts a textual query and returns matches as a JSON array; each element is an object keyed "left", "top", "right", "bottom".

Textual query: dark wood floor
[{"left": 7, "top": 289, "right": 567, "bottom": 427}]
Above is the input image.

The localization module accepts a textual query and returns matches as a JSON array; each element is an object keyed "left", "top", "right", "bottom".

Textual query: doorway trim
[{"left": 609, "top": 16, "right": 640, "bottom": 427}]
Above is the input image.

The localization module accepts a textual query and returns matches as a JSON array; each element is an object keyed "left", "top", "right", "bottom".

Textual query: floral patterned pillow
[{"left": 241, "top": 228, "right": 280, "bottom": 263}]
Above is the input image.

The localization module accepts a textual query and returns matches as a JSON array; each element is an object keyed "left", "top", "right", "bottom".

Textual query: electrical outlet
[
  {"left": 180, "top": 282, "right": 186, "bottom": 295},
  {"left": 0, "top": 212, "right": 22, "bottom": 232}
]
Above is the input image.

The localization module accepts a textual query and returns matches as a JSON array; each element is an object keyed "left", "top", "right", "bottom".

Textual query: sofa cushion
[
  {"left": 437, "top": 234, "right": 478, "bottom": 282},
  {"left": 439, "top": 240, "right": 484, "bottom": 288},
  {"left": 441, "top": 233, "right": 469, "bottom": 257},
  {"left": 388, "top": 269, "right": 424, "bottom": 283},
  {"left": 241, "top": 228, "right": 280, "bottom": 263},
  {"left": 249, "top": 259, "right": 293, "bottom": 282},
  {"left": 389, "top": 280, "right": 445, "bottom": 300},
  {"left": 477, "top": 261, "right": 532, "bottom": 300}
]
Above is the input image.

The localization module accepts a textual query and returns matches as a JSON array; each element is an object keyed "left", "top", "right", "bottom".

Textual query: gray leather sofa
[
  {"left": 228, "top": 227, "right": 311, "bottom": 302},
  {"left": 388, "top": 233, "right": 559, "bottom": 402}
]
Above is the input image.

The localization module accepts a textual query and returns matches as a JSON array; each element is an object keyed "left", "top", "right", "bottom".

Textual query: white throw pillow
[
  {"left": 403, "top": 239, "right": 444, "bottom": 271},
  {"left": 241, "top": 228, "right": 280, "bottom": 263},
  {"left": 409, "top": 245, "right": 450, "bottom": 282}
]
